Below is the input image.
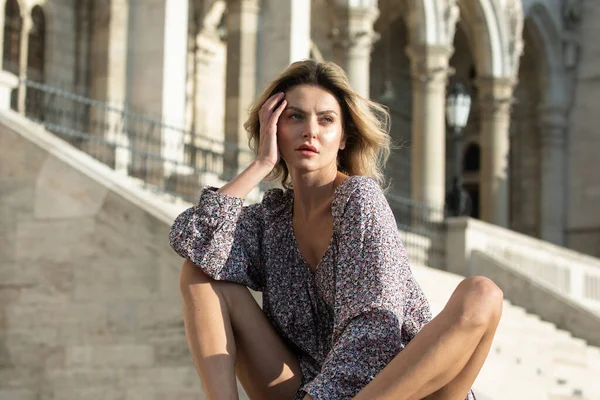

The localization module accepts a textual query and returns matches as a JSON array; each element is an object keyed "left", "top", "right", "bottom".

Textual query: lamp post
[{"left": 445, "top": 82, "right": 473, "bottom": 217}]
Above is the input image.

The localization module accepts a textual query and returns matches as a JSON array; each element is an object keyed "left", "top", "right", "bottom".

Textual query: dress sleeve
[
  {"left": 302, "top": 179, "right": 432, "bottom": 399},
  {"left": 168, "top": 187, "right": 265, "bottom": 291}
]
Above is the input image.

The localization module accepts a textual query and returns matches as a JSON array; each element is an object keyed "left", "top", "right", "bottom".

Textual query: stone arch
[
  {"left": 464, "top": 142, "right": 481, "bottom": 172},
  {"left": 407, "top": 0, "right": 507, "bottom": 77},
  {"left": 27, "top": 5, "right": 44, "bottom": 82},
  {"left": 458, "top": 0, "right": 507, "bottom": 77},
  {"left": 25, "top": 4, "right": 45, "bottom": 118},
  {"left": 525, "top": 2, "right": 569, "bottom": 108},
  {"left": 3, "top": 0, "right": 21, "bottom": 74}
]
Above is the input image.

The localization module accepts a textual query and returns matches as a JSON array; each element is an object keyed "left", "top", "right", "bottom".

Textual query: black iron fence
[
  {"left": 386, "top": 193, "right": 445, "bottom": 270},
  {"left": 21, "top": 79, "right": 257, "bottom": 202},
  {"left": 19, "top": 79, "right": 445, "bottom": 268}
]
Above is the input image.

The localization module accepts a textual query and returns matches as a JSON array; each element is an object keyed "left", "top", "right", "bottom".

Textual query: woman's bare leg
[
  {"left": 354, "top": 276, "right": 503, "bottom": 400},
  {"left": 180, "top": 260, "right": 302, "bottom": 400}
]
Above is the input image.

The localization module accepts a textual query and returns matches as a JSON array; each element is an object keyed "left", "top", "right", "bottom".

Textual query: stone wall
[
  {"left": 42, "top": 0, "right": 78, "bottom": 89},
  {"left": 566, "top": 0, "right": 600, "bottom": 257},
  {"left": 0, "top": 116, "right": 208, "bottom": 399}
]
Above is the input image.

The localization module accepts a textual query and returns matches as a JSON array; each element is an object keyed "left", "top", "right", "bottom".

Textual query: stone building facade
[{"left": 1, "top": 0, "right": 598, "bottom": 258}]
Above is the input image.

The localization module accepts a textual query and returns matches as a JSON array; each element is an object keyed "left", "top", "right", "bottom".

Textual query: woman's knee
[
  {"left": 179, "top": 259, "right": 252, "bottom": 311},
  {"left": 455, "top": 276, "right": 504, "bottom": 329}
]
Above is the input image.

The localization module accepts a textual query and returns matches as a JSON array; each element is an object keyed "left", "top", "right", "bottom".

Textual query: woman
[{"left": 170, "top": 60, "right": 503, "bottom": 400}]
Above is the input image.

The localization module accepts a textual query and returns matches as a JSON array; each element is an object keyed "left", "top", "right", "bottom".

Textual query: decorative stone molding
[
  {"left": 561, "top": 0, "right": 583, "bottom": 68},
  {"left": 405, "top": 0, "right": 459, "bottom": 48},
  {"left": 563, "top": 0, "right": 583, "bottom": 30},
  {"left": 406, "top": 44, "right": 454, "bottom": 86},
  {"left": 439, "top": 0, "right": 460, "bottom": 48},
  {"left": 476, "top": 76, "right": 516, "bottom": 116},
  {"left": 502, "top": 0, "right": 525, "bottom": 77},
  {"left": 331, "top": 28, "right": 380, "bottom": 54},
  {"left": 198, "top": 0, "right": 226, "bottom": 41},
  {"left": 540, "top": 124, "right": 567, "bottom": 148},
  {"left": 538, "top": 104, "right": 569, "bottom": 148},
  {"left": 329, "top": 3, "right": 380, "bottom": 55},
  {"left": 538, "top": 104, "right": 569, "bottom": 129}
]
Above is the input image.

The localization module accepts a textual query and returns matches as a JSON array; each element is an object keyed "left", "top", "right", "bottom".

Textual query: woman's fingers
[
  {"left": 260, "top": 92, "right": 285, "bottom": 119},
  {"left": 269, "top": 99, "right": 287, "bottom": 127}
]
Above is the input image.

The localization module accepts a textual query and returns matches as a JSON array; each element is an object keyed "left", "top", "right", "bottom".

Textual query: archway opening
[
  {"left": 464, "top": 142, "right": 481, "bottom": 172},
  {"left": 463, "top": 142, "right": 481, "bottom": 218},
  {"left": 509, "top": 17, "right": 544, "bottom": 238},
  {"left": 449, "top": 24, "right": 479, "bottom": 218},
  {"left": 26, "top": 5, "right": 45, "bottom": 119},
  {"left": 3, "top": 0, "right": 21, "bottom": 110}
]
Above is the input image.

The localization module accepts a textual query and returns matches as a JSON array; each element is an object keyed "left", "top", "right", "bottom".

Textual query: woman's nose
[{"left": 303, "top": 118, "right": 318, "bottom": 138}]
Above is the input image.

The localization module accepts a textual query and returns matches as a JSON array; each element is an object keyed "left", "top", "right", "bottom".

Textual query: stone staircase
[
  {"left": 411, "top": 264, "right": 600, "bottom": 400},
  {"left": 3, "top": 111, "right": 599, "bottom": 399}
]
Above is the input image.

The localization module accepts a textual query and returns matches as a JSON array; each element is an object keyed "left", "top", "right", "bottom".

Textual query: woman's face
[{"left": 277, "top": 84, "right": 345, "bottom": 176}]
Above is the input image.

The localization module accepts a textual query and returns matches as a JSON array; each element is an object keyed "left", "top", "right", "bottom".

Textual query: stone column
[
  {"left": 407, "top": 45, "right": 453, "bottom": 220},
  {"left": 331, "top": 0, "right": 379, "bottom": 98},
  {"left": 257, "top": 0, "right": 311, "bottom": 90},
  {"left": 0, "top": 70, "right": 18, "bottom": 110},
  {"left": 0, "top": 0, "right": 6, "bottom": 69},
  {"left": 88, "top": 0, "right": 129, "bottom": 173},
  {"left": 127, "top": 0, "right": 188, "bottom": 181},
  {"left": 16, "top": 15, "right": 31, "bottom": 114},
  {"left": 224, "top": 0, "right": 259, "bottom": 176},
  {"left": 539, "top": 105, "right": 568, "bottom": 245},
  {"left": 477, "top": 77, "right": 516, "bottom": 227}
]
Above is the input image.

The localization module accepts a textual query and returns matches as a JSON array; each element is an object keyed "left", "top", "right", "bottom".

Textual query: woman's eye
[
  {"left": 290, "top": 113, "right": 302, "bottom": 120},
  {"left": 321, "top": 116, "right": 333, "bottom": 123}
]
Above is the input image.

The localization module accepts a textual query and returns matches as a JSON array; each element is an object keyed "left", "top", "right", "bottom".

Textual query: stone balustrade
[{"left": 447, "top": 217, "right": 600, "bottom": 316}]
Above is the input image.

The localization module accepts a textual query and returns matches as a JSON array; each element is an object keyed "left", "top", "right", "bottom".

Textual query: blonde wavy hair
[{"left": 244, "top": 60, "right": 391, "bottom": 188}]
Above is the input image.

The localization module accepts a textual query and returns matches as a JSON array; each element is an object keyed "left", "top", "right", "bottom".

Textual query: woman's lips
[{"left": 297, "top": 149, "right": 318, "bottom": 156}]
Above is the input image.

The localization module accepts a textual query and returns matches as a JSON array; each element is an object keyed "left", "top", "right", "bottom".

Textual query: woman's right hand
[{"left": 256, "top": 92, "right": 287, "bottom": 168}]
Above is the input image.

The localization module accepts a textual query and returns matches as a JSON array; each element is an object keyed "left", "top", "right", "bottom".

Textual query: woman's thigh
[{"left": 219, "top": 279, "right": 303, "bottom": 400}]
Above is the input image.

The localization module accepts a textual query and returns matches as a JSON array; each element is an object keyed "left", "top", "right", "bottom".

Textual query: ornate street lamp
[{"left": 445, "top": 82, "right": 473, "bottom": 217}]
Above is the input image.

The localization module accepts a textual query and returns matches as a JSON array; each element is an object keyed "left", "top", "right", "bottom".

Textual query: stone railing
[
  {"left": 446, "top": 217, "right": 600, "bottom": 316},
  {"left": 469, "top": 250, "right": 600, "bottom": 347}
]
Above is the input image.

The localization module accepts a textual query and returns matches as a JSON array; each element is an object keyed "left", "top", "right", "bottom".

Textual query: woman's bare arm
[
  {"left": 217, "top": 160, "right": 275, "bottom": 198},
  {"left": 218, "top": 92, "right": 286, "bottom": 199}
]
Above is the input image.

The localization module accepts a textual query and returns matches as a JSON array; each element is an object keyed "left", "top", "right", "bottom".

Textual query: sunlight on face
[{"left": 277, "top": 84, "right": 345, "bottom": 176}]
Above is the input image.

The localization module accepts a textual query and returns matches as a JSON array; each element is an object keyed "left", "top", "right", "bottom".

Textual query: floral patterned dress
[{"left": 169, "top": 175, "right": 475, "bottom": 400}]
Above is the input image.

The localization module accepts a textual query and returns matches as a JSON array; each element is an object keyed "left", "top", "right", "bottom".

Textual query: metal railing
[
  {"left": 386, "top": 193, "right": 445, "bottom": 269},
  {"left": 21, "top": 79, "right": 256, "bottom": 202},
  {"left": 20, "top": 79, "right": 445, "bottom": 268}
]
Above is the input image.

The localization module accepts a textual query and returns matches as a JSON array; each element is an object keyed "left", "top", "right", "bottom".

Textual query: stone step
[
  {"left": 474, "top": 349, "right": 551, "bottom": 399},
  {"left": 411, "top": 264, "right": 600, "bottom": 400}
]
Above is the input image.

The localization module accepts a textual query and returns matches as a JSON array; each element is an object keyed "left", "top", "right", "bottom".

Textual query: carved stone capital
[
  {"left": 476, "top": 76, "right": 517, "bottom": 116},
  {"left": 538, "top": 104, "right": 569, "bottom": 128},
  {"left": 406, "top": 44, "right": 454, "bottom": 86},
  {"left": 330, "top": 4, "right": 380, "bottom": 54},
  {"left": 331, "top": 29, "right": 381, "bottom": 54},
  {"left": 540, "top": 124, "right": 567, "bottom": 148},
  {"left": 538, "top": 104, "right": 569, "bottom": 147}
]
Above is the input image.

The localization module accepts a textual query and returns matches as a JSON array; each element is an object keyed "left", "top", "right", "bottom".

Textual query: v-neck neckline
[{"left": 288, "top": 176, "right": 354, "bottom": 275}]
